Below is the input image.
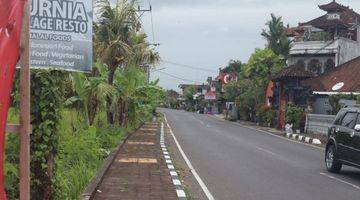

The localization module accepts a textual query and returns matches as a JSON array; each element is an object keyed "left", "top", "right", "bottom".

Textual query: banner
[
  {"left": 29, "top": 0, "right": 93, "bottom": 72},
  {"left": 0, "top": 0, "right": 26, "bottom": 199},
  {"left": 205, "top": 92, "right": 217, "bottom": 100}
]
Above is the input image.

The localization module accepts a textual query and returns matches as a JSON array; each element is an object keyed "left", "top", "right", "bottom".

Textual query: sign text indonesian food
[{"left": 30, "top": 0, "right": 93, "bottom": 72}]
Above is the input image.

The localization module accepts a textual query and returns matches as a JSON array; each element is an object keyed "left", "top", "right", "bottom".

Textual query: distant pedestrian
[{"left": 285, "top": 123, "right": 293, "bottom": 134}]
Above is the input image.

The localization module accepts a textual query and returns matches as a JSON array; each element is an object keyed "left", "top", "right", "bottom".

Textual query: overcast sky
[{"left": 134, "top": 0, "right": 360, "bottom": 91}]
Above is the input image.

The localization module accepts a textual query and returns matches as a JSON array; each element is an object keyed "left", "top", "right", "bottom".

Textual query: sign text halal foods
[{"left": 30, "top": 0, "right": 93, "bottom": 72}]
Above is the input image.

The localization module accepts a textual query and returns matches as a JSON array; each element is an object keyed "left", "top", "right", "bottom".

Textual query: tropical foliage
[
  {"left": 261, "top": 13, "right": 291, "bottom": 58},
  {"left": 5, "top": 0, "right": 163, "bottom": 199},
  {"left": 183, "top": 86, "right": 199, "bottom": 112},
  {"left": 285, "top": 103, "right": 305, "bottom": 130},
  {"left": 223, "top": 48, "right": 283, "bottom": 122}
]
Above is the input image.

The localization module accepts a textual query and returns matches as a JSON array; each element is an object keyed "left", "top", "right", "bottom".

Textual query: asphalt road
[{"left": 160, "top": 108, "right": 360, "bottom": 200}]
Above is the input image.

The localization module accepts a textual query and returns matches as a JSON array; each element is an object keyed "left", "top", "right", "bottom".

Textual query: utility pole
[{"left": 136, "top": 4, "right": 152, "bottom": 19}]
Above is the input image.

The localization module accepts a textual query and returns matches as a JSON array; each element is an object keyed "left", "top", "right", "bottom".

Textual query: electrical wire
[
  {"left": 161, "top": 60, "right": 218, "bottom": 73},
  {"left": 157, "top": 71, "right": 202, "bottom": 84}
]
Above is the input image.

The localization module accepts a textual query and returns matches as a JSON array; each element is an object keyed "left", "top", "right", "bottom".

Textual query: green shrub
[
  {"left": 5, "top": 109, "right": 20, "bottom": 199},
  {"left": 328, "top": 95, "right": 342, "bottom": 115},
  {"left": 256, "top": 104, "right": 269, "bottom": 124},
  {"left": 54, "top": 110, "right": 127, "bottom": 199},
  {"left": 285, "top": 103, "right": 304, "bottom": 130},
  {"left": 256, "top": 104, "right": 276, "bottom": 126}
]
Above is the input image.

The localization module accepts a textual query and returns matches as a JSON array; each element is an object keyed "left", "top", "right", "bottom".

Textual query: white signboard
[{"left": 30, "top": 0, "right": 93, "bottom": 72}]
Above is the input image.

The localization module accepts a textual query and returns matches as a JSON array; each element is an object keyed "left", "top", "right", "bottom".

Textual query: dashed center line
[{"left": 256, "top": 147, "right": 278, "bottom": 157}]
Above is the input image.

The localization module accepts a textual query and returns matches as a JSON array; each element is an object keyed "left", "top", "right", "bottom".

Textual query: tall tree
[
  {"left": 95, "top": 0, "right": 138, "bottom": 124},
  {"left": 261, "top": 13, "right": 291, "bottom": 58},
  {"left": 221, "top": 60, "right": 243, "bottom": 74},
  {"left": 244, "top": 48, "right": 283, "bottom": 86},
  {"left": 130, "top": 32, "right": 160, "bottom": 69}
]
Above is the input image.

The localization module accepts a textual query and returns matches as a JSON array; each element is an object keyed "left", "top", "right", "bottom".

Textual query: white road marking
[
  {"left": 161, "top": 123, "right": 187, "bottom": 199},
  {"left": 170, "top": 171, "right": 178, "bottom": 176},
  {"left": 164, "top": 114, "right": 216, "bottom": 200},
  {"left": 320, "top": 172, "right": 360, "bottom": 190},
  {"left": 193, "top": 116, "right": 205, "bottom": 125},
  {"left": 176, "top": 189, "right": 186, "bottom": 198},
  {"left": 173, "top": 179, "right": 182, "bottom": 185},
  {"left": 193, "top": 115, "right": 212, "bottom": 128},
  {"left": 256, "top": 147, "right": 278, "bottom": 157}
]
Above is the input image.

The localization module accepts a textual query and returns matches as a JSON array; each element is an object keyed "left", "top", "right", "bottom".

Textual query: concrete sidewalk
[{"left": 91, "top": 123, "right": 178, "bottom": 200}]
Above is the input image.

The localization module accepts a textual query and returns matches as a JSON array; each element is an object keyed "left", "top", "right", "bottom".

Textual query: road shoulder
[{"left": 162, "top": 117, "right": 208, "bottom": 200}]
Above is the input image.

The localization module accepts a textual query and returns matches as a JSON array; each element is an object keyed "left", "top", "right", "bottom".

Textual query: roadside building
[
  {"left": 269, "top": 0, "right": 360, "bottom": 129},
  {"left": 302, "top": 56, "right": 360, "bottom": 114},
  {"left": 178, "top": 84, "right": 204, "bottom": 95},
  {"left": 285, "top": 0, "right": 360, "bottom": 70}
]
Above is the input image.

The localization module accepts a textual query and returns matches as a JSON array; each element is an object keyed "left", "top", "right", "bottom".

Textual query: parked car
[{"left": 325, "top": 106, "right": 360, "bottom": 173}]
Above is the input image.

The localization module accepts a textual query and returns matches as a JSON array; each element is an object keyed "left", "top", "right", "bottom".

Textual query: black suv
[{"left": 325, "top": 107, "right": 360, "bottom": 173}]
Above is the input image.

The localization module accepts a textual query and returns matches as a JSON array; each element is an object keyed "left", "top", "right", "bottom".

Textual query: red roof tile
[
  {"left": 272, "top": 65, "right": 316, "bottom": 81},
  {"left": 302, "top": 56, "right": 360, "bottom": 92},
  {"left": 319, "top": 1, "right": 348, "bottom": 12},
  {"left": 300, "top": 1, "right": 360, "bottom": 30}
]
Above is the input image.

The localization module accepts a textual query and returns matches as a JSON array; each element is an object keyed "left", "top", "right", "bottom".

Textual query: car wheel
[{"left": 325, "top": 144, "right": 342, "bottom": 173}]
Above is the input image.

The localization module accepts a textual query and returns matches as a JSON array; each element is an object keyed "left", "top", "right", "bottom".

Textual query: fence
[{"left": 305, "top": 114, "right": 336, "bottom": 135}]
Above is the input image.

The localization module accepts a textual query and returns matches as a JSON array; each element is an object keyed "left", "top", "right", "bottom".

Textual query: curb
[
  {"left": 285, "top": 133, "right": 322, "bottom": 145},
  {"left": 160, "top": 122, "right": 187, "bottom": 200},
  {"left": 208, "top": 114, "right": 324, "bottom": 148}
]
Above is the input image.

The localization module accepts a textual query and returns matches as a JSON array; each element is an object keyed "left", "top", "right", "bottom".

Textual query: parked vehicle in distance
[{"left": 325, "top": 106, "right": 360, "bottom": 173}]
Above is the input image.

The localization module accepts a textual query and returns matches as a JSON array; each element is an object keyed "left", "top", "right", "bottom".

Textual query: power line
[
  {"left": 161, "top": 60, "right": 218, "bottom": 73},
  {"left": 157, "top": 71, "right": 202, "bottom": 84}
]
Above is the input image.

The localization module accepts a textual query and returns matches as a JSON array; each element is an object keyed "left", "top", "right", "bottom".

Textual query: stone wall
[{"left": 337, "top": 36, "right": 360, "bottom": 65}]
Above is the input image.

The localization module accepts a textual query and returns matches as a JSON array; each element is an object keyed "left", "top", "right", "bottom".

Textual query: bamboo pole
[{"left": 19, "top": 0, "right": 31, "bottom": 199}]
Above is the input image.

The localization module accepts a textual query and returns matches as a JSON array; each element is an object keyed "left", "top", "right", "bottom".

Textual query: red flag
[{"left": 0, "top": 0, "right": 26, "bottom": 198}]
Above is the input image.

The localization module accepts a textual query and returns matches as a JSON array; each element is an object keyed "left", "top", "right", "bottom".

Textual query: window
[
  {"left": 341, "top": 112, "right": 358, "bottom": 129},
  {"left": 324, "top": 59, "right": 335, "bottom": 72},
  {"left": 296, "top": 60, "right": 305, "bottom": 68},
  {"left": 308, "top": 59, "right": 322, "bottom": 74}
]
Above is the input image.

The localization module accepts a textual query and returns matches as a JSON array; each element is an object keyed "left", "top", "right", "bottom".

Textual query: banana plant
[{"left": 65, "top": 62, "right": 115, "bottom": 125}]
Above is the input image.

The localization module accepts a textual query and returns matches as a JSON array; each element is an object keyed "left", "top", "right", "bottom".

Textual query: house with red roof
[
  {"left": 285, "top": 0, "right": 360, "bottom": 72},
  {"left": 269, "top": 1, "right": 360, "bottom": 129}
]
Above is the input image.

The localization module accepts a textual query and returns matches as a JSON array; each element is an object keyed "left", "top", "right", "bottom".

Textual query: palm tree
[
  {"left": 261, "top": 13, "right": 291, "bottom": 58},
  {"left": 130, "top": 32, "right": 161, "bottom": 69},
  {"left": 95, "top": 0, "right": 139, "bottom": 124}
]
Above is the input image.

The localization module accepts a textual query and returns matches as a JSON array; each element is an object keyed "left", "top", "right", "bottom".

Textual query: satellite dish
[{"left": 332, "top": 82, "right": 344, "bottom": 91}]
